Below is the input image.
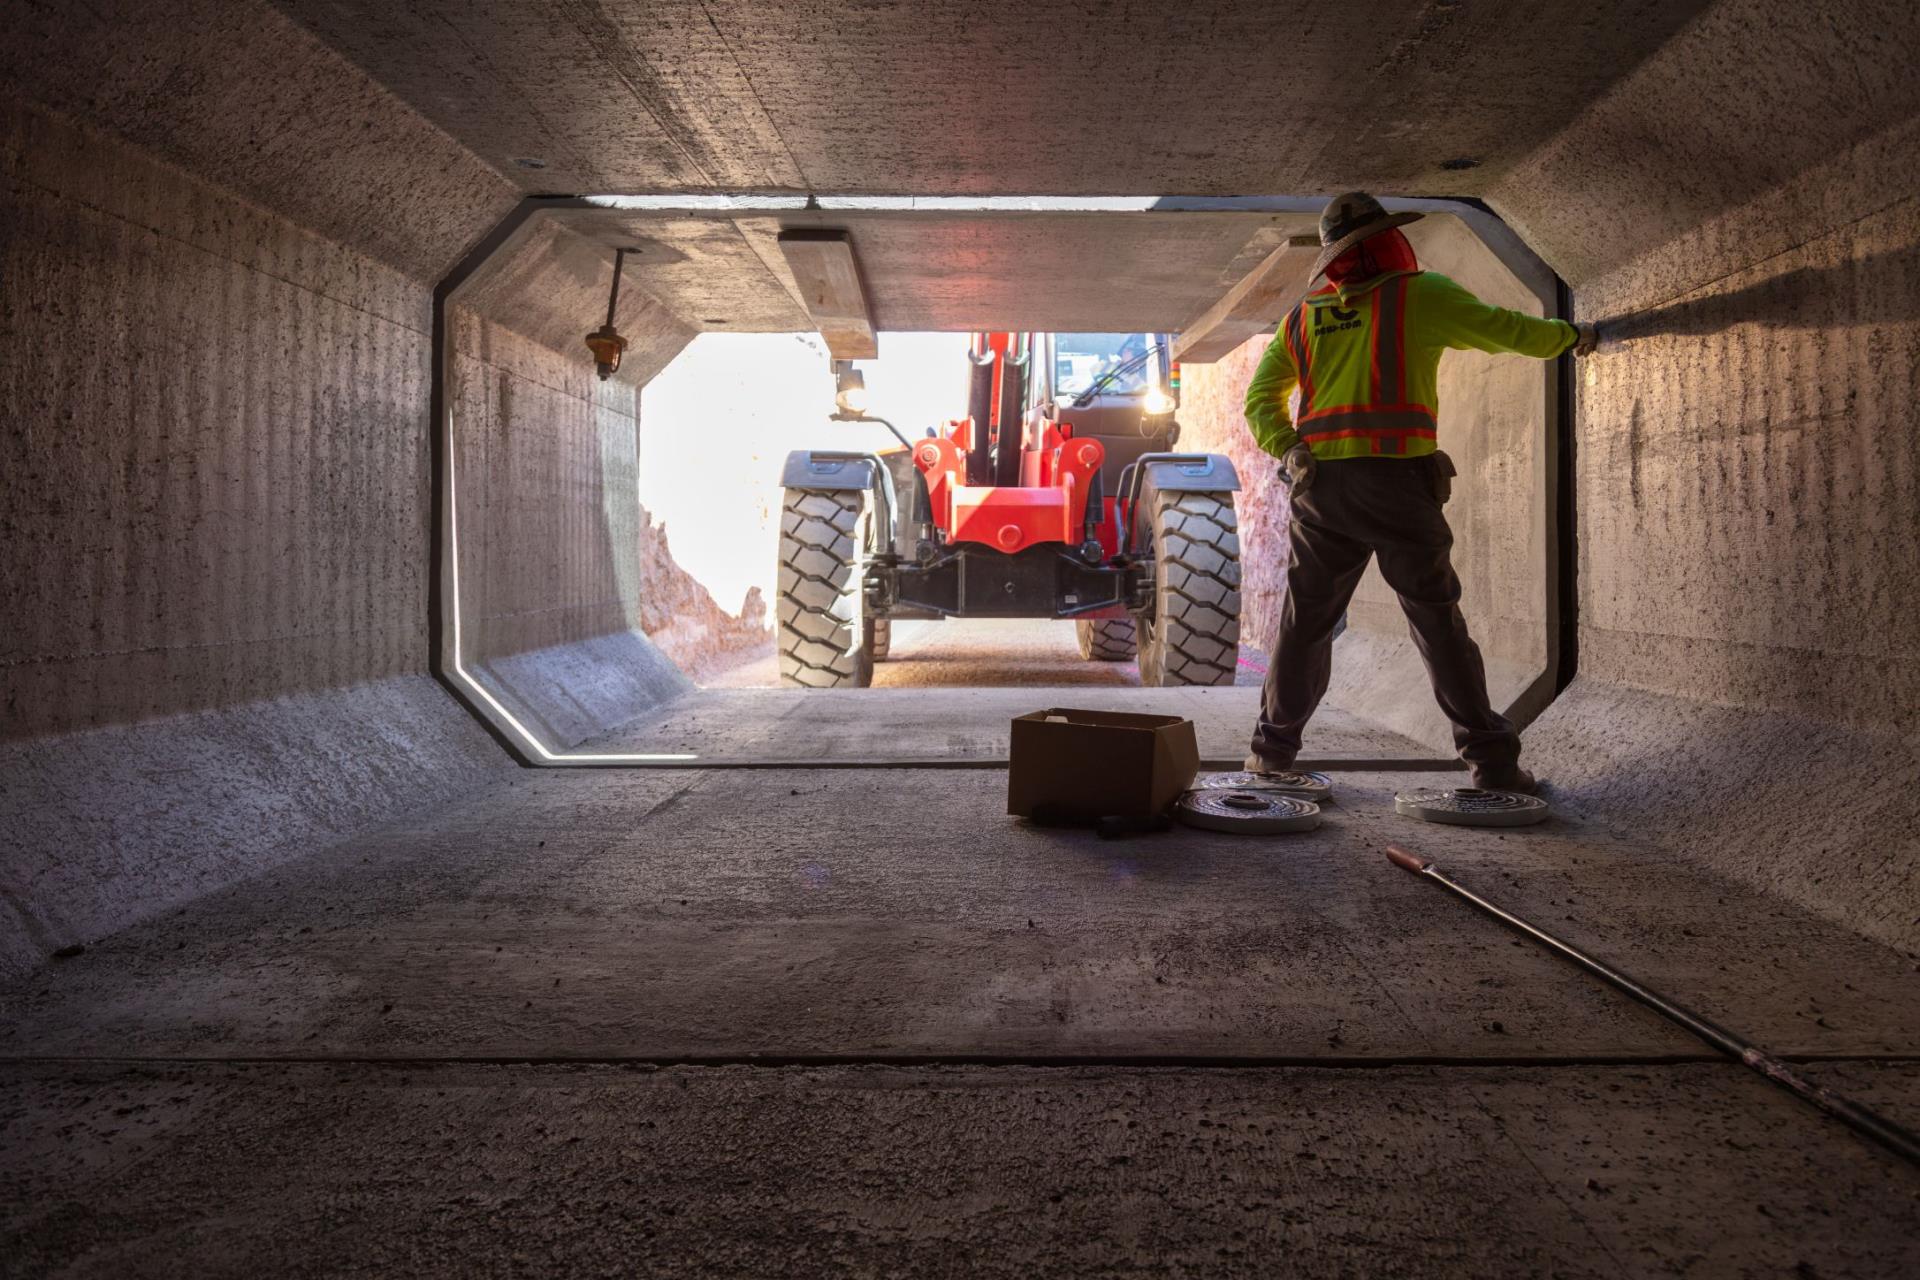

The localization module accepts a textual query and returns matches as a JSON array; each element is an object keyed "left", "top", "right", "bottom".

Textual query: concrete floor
[
  {"left": 629, "top": 619, "right": 1440, "bottom": 766},
  {"left": 711, "top": 618, "right": 1273, "bottom": 689},
  {"left": 5, "top": 766, "right": 1917, "bottom": 1274},
  {"left": 596, "top": 687, "right": 1429, "bottom": 767},
  {"left": 5, "top": 1059, "right": 1916, "bottom": 1278}
]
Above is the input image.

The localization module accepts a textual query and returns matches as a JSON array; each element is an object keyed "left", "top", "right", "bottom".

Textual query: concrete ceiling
[
  {"left": 559, "top": 206, "right": 1318, "bottom": 334},
  {"left": 273, "top": 0, "right": 1714, "bottom": 197},
  {"left": 264, "top": 0, "right": 1717, "bottom": 343}
]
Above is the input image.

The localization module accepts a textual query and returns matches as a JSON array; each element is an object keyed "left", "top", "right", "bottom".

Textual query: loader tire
[
  {"left": 865, "top": 617, "right": 892, "bottom": 661},
  {"left": 1075, "top": 617, "right": 1137, "bottom": 661},
  {"left": 1136, "top": 490, "right": 1241, "bottom": 687},
  {"left": 777, "top": 489, "right": 874, "bottom": 689}
]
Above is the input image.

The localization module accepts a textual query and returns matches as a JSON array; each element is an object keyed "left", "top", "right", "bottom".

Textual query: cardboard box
[{"left": 1007, "top": 707, "right": 1201, "bottom": 821}]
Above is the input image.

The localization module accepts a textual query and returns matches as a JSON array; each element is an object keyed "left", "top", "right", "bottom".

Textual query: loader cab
[{"left": 1030, "top": 331, "right": 1181, "bottom": 494}]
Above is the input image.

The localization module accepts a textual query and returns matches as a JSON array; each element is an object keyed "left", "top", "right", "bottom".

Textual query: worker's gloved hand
[
  {"left": 1280, "top": 443, "right": 1317, "bottom": 493},
  {"left": 1571, "top": 321, "right": 1601, "bottom": 356}
]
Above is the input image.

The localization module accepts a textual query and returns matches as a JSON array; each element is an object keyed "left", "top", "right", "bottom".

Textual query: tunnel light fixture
[
  {"left": 584, "top": 248, "right": 633, "bottom": 381},
  {"left": 583, "top": 194, "right": 1207, "bottom": 215},
  {"left": 571, "top": 194, "right": 1536, "bottom": 223},
  {"left": 817, "top": 195, "right": 1165, "bottom": 212},
  {"left": 584, "top": 194, "right": 814, "bottom": 211}
]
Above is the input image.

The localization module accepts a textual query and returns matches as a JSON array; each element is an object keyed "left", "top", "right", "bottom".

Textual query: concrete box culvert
[{"left": 431, "top": 196, "right": 1570, "bottom": 769}]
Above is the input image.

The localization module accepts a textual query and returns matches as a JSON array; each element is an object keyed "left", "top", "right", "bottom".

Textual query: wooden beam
[
  {"left": 1173, "top": 236, "right": 1320, "bottom": 364},
  {"left": 776, "top": 229, "right": 878, "bottom": 359}
]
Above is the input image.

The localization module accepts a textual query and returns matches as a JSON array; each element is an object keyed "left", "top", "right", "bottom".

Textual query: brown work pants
[{"left": 1250, "top": 454, "right": 1520, "bottom": 770}]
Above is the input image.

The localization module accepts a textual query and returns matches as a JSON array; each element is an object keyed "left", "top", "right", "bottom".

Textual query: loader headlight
[
  {"left": 1142, "top": 387, "right": 1176, "bottom": 416},
  {"left": 833, "top": 362, "right": 870, "bottom": 416}
]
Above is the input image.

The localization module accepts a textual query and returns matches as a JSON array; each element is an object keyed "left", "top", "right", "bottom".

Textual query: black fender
[
  {"left": 781, "top": 449, "right": 882, "bottom": 491},
  {"left": 781, "top": 449, "right": 905, "bottom": 561},
  {"left": 1115, "top": 452, "right": 1241, "bottom": 557},
  {"left": 1139, "top": 452, "right": 1240, "bottom": 494}
]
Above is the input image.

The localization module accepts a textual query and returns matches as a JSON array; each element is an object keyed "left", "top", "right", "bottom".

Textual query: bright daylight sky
[{"left": 638, "top": 332, "right": 971, "bottom": 615}]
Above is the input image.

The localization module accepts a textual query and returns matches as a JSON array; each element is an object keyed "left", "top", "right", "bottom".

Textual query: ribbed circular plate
[
  {"left": 1394, "top": 787, "right": 1551, "bottom": 828},
  {"left": 1177, "top": 790, "right": 1323, "bottom": 834},
  {"left": 1194, "top": 770, "right": 1334, "bottom": 803}
]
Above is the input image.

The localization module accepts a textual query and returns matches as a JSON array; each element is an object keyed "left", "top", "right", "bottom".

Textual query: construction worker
[{"left": 1243, "top": 192, "right": 1598, "bottom": 793}]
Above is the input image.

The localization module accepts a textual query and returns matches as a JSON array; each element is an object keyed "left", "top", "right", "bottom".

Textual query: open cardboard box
[{"left": 1007, "top": 707, "right": 1201, "bottom": 821}]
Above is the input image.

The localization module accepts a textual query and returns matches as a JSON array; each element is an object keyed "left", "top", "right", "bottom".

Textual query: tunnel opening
[
  {"left": 634, "top": 329, "right": 969, "bottom": 688},
  {"left": 432, "top": 195, "right": 1569, "bottom": 768}
]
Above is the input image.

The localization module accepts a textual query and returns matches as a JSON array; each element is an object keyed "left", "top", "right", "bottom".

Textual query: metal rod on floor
[{"left": 1383, "top": 844, "right": 1920, "bottom": 1168}]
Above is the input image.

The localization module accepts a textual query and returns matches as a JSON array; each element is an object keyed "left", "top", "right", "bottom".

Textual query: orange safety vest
[{"left": 1279, "top": 271, "right": 1437, "bottom": 459}]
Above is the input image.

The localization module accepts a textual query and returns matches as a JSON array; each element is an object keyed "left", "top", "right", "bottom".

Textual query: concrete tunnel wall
[
  {"left": 444, "top": 214, "right": 696, "bottom": 748},
  {"left": 0, "top": 3, "right": 695, "bottom": 978},
  {"left": 1481, "top": 0, "right": 1920, "bottom": 952},
  {"left": 0, "top": 92, "right": 486, "bottom": 981},
  {"left": 2, "top": 0, "right": 1918, "bottom": 975}
]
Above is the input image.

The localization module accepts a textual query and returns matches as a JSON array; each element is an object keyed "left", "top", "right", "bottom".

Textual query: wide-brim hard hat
[{"left": 1310, "top": 191, "right": 1425, "bottom": 280}]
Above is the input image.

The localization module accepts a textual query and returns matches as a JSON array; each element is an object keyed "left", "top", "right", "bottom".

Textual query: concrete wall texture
[
  {"left": 1472, "top": 0, "right": 1920, "bottom": 949},
  {"left": 3, "top": 0, "right": 1919, "bottom": 970},
  {"left": 0, "top": 91, "right": 512, "bottom": 979},
  {"left": 446, "top": 305, "right": 691, "bottom": 746},
  {"left": 444, "top": 215, "right": 697, "bottom": 746},
  {"left": 0, "top": 8, "right": 687, "bottom": 971},
  {"left": 1489, "top": 0, "right": 1920, "bottom": 734},
  {"left": 0, "top": 0, "right": 518, "bottom": 282},
  {"left": 1, "top": 97, "right": 434, "bottom": 736}
]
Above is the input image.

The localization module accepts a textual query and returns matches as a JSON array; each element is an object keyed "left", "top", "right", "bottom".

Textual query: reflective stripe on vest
[
  {"left": 1282, "top": 304, "right": 1313, "bottom": 414},
  {"left": 1292, "top": 272, "right": 1436, "bottom": 456}
]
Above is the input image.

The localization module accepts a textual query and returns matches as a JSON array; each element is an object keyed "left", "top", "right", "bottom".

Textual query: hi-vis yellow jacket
[{"left": 1244, "top": 270, "right": 1579, "bottom": 461}]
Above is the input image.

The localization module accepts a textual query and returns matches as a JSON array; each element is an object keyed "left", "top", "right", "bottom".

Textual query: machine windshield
[{"left": 1053, "top": 333, "right": 1156, "bottom": 396}]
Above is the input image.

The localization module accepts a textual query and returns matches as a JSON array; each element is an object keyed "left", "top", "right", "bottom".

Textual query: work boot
[
  {"left": 1243, "top": 752, "right": 1297, "bottom": 776},
  {"left": 1469, "top": 762, "right": 1538, "bottom": 794}
]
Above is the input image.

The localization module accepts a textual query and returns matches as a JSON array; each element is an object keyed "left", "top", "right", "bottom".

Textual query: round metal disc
[
  {"left": 1176, "top": 789, "right": 1323, "bottom": 834},
  {"left": 1393, "top": 786, "right": 1551, "bottom": 828},
  {"left": 1193, "top": 770, "right": 1334, "bottom": 803}
]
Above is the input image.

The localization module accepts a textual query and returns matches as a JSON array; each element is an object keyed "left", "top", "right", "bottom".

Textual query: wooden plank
[
  {"left": 776, "top": 229, "right": 878, "bottom": 359},
  {"left": 1212, "top": 223, "right": 1294, "bottom": 285},
  {"left": 1173, "top": 237, "right": 1320, "bottom": 364}
]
